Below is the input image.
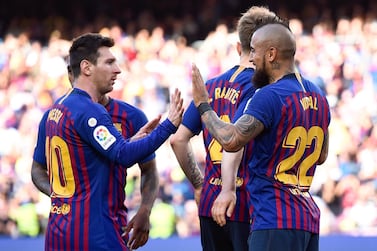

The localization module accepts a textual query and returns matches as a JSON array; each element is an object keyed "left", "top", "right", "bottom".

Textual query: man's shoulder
[
  {"left": 109, "top": 98, "right": 148, "bottom": 125},
  {"left": 56, "top": 92, "right": 106, "bottom": 119},
  {"left": 112, "top": 98, "right": 145, "bottom": 115},
  {"left": 207, "top": 65, "right": 253, "bottom": 84}
]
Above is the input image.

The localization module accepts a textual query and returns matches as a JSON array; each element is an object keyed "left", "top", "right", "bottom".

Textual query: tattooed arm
[
  {"left": 191, "top": 63, "right": 264, "bottom": 152},
  {"left": 170, "top": 125, "right": 204, "bottom": 205},
  {"left": 200, "top": 111, "right": 264, "bottom": 152}
]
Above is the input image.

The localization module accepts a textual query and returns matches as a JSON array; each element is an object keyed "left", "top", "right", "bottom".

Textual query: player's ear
[
  {"left": 236, "top": 42, "right": 242, "bottom": 56},
  {"left": 266, "top": 47, "right": 277, "bottom": 62},
  {"left": 81, "top": 60, "right": 92, "bottom": 76}
]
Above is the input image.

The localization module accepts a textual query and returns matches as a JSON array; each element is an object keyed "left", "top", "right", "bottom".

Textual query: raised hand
[
  {"left": 191, "top": 63, "right": 209, "bottom": 107},
  {"left": 167, "top": 88, "right": 184, "bottom": 127},
  {"left": 130, "top": 115, "right": 162, "bottom": 141}
]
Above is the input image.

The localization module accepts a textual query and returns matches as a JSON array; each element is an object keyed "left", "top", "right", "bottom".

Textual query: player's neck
[
  {"left": 239, "top": 55, "right": 254, "bottom": 68},
  {"left": 99, "top": 95, "right": 110, "bottom": 106},
  {"left": 74, "top": 78, "right": 101, "bottom": 103},
  {"left": 270, "top": 61, "right": 295, "bottom": 83}
]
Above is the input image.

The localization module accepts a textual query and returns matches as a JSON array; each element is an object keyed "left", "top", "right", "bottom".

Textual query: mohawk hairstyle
[{"left": 253, "top": 14, "right": 291, "bottom": 34}]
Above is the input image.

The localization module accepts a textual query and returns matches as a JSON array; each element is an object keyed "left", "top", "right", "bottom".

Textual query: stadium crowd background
[{"left": 0, "top": 0, "right": 377, "bottom": 240}]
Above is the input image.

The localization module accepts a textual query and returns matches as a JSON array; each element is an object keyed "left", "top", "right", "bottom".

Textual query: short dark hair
[
  {"left": 252, "top": 15, "right": 291, "bottom": 36},
  {"left": 69, "top": 33, "right": 114, "bottom": 78}
]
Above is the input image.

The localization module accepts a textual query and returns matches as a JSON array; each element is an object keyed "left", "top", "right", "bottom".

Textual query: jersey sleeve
[
  {"left": 73, "top": 104, "right": 176, "bottom": 168},
  {"left": 244, "top": 88, "right": 275, "bottom": 129},
  {"left": 231, "top": 78, "right": 256, "bottom": 122},
  {"left": 133, "top": 108, "right": 156, "bottom": 164},
  {"left": 33, "top": 110, "right": 49, "bottom": 165},
  {"left": 182, "top": 101, "right": 202, "bottom": 135},
  {"left": 232, "top": 89, "right": 254, "bottom": 122}
]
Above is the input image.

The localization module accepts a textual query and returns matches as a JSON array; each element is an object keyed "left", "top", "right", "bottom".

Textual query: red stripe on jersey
[
  {"left": 71, "top": 125, "right": 89, "bottom": 249},
  {"left": 62, "top": 118, "right": 73, "bottom": 250},
  {"left": 293, "top": 197, "right": 301, "bottom": 229},
  {"left": 109, "top": 101, "right": 119, "bottom": 218},
  {"left": 275, "top": 189, "right": 283, "bottom": 228},
  {"left": 66, "top": 116, "right": 78, "bottom": 250},
  {"left": 80, "top": 142, "right": 91, "bottom": 251},
  {"left": 284, "top": 191, "right": 293, "bottom": 229},
  {"left": 303, "top": 197, "right": 311, "bottom": 231}
]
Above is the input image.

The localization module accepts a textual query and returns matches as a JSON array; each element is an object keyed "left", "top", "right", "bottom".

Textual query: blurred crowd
[{"left": 1, "top": 2, "right": 377, "bottom": 240}]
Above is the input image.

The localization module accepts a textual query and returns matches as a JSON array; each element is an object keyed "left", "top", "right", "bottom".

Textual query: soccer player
[
  {"left": 191, "top": 22, "right": 331, "bottom": 251},
  {"left": 32, "top": 94, "right": 159, "bottom": 250},
  {"left": 170, "top": 6, "right": 278, "bottom": 251},
  {"left": 32, "top": 63, "right": 159, "bottom": 250},
  {"left": 39, "top": 33, "right": 183, "bottom": 251}
]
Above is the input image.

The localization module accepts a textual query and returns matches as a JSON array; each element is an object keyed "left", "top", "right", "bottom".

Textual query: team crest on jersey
[{"left": 93, "top": 125, "right": 116, "bottom": 150}]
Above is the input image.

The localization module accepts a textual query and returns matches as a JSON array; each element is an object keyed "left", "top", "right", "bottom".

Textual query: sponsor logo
[
  {"left": 50, "top": 203, "right": 71, "bottom": 215},
  {"left": 93, "top": 125, "right": 116, "bottom": 150},
  {"left": 209, "top": 177, "right": 244, "bottom": 187}
]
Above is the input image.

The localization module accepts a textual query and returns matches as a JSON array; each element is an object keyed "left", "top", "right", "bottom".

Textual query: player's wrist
[{"left": 197, "top": 102, "right": 212, "bottom": 116}]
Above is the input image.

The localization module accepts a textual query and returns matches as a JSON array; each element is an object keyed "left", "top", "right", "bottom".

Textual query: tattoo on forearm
[
  {"left": 140, "top": 166, "right": 159, "bottom": 206},
  {"left": 186, "top": 151, "right": 203, "bottom": 188},
  {"left": 203, "top": 111, "right": 233, "bottom": 141},
  {"left": 237, "top": 115, "right": 263, "bottom": 137},
  {"left": 202, "top": 112, "right": 263, "bottom": 151}
]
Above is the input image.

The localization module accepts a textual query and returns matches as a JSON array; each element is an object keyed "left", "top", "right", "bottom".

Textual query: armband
[{"left": 197, "top": 102, "right": 212, "bottom": 116}]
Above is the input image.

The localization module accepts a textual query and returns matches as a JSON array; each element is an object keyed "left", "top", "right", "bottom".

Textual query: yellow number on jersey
[
  {"left": 208, "top": 115, "right": 230, "bottom": 164},
  {"left": 275, "top": 126, "right": 324, "bottom": 189},
  {"left": 46, "top": 136, "right": 75, "bottom": 198}
]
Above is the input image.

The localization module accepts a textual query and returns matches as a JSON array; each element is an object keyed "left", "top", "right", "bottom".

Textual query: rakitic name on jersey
[{"left": 214, "top": 86, "right": 240, "bottom": 104}]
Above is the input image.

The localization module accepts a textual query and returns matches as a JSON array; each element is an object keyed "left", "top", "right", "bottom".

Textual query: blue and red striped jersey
[
  {"left": 183, "top": 65, "right": 255, "bottom": 223},
  {"left": 42, "top": 88, "right": 171, "bottom": 251},
  {"left": 244, "top": 73, "right": 331, "bottom": 233},
  {"left": 99, "top": 97, "right": 155, "bottom": 249},
  {"left": 33, "top": 111, "right": 49, "bottom": 166}
]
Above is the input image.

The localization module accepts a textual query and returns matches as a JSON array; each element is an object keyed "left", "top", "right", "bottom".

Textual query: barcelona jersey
[
  {"left": 41, "top": 88, "right": 173, "bottom": 250},
  {"left": 183, "top": 65, "right": 255, "bottom": 223},
  {"left": 97, "top": 98, "right": 155, "bottom": 249},
  {"left": 244, "top": 73, "right": 331, "bottom": 233}
]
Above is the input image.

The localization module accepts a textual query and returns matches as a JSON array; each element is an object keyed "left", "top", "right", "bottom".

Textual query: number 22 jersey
[{"left": 244, "top": 73, "right": 331, "bottom": 233}]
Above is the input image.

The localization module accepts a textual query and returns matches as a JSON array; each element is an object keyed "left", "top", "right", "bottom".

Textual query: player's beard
[
  {"left": 100, "top": 80, "right": 114, "bottom": 95},
  {"left": 252, "top": 58, "right": 270, "bottom": 89}
]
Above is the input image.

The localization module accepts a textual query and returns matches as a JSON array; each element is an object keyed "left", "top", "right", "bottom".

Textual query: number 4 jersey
[
  {"left": 244, "top": 73, "right": 331, "bottom": 233},
  {"left": 183, "top": 65, "right": 256, "bottom": 223}
]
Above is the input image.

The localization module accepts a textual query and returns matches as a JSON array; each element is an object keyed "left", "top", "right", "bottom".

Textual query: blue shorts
[
  {"left": 248, "top": 229, "right": 319, "bottom": 251},
  {"left": 200, "top": 216, "right": 250, "bottom": 251}
]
